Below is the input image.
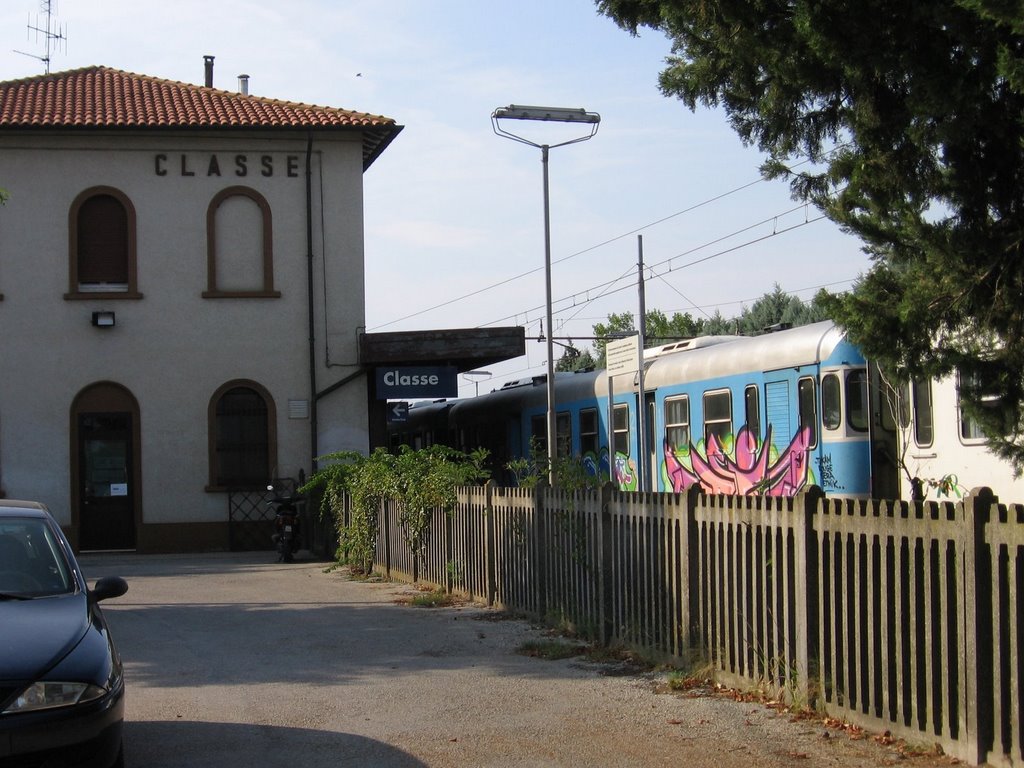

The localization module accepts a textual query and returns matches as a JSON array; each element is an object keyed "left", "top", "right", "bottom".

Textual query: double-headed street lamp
[{"left": 491, "top": 104, "right": 600, "bottom": 483}]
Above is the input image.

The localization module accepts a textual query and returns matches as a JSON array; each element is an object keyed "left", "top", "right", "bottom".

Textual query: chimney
[
  {"left": 238, "top": 74, "right": 249, "bottom": 95},
  {"left": 203, "top": 55, "right": 215, "bottom": 88}
]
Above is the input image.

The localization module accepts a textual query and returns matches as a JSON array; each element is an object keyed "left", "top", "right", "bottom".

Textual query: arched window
[
  {"left": 208, "top": 381, "right": 277, "bottom": 489},
  {"left": 67, "top": 187, "right": 141, "bottom": 298},
  {"left": 203, "top": 187, "right": 279, "bottom": 298}
]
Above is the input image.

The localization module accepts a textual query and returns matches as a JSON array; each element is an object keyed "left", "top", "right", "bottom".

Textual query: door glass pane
[
  {"left": 822, "top": 374, "right": 841, "bottom": 431},
  {"left": 846, "top": 370, "right": 869, "bottom": 432},
  {"left": 744, "top": 385, "right": 760, "bottom": 437},
  {"left": 84, "top": 439, "right": 129, "bottom": 497},
  {"left": 912, "top": 378, "right": 934, "bottom": 446},
  {"left": 556, "top": 412, "right": 571, "bottom": 458},
  {"left": 798, "top": 378, "right": 818, "bottom": 448}
]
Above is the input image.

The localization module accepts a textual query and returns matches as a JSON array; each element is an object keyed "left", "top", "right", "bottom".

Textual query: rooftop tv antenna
[{"left": 15, "top": 0, "right": 67, "bottom": 74}]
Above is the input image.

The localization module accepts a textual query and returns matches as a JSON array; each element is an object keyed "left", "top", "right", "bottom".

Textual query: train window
[
  {"left": 798, "top": 377, "right": 818, "bottom": 448},
  {"left": 613, "top": 404, "right": 630, "bottom": 457},
  {"left": 530, "top": 414, "right": 546, "bottom": 455},
  {"left": 912, "top": 378, "right": 934, "bottom": 447},
  {"left": 744, "top": 385, "right": 760, "bottom": 437},
  {"left": 878, "top": 379, "right": 906, "bottom": 432},
  {"left": 557, "top": 412, "right": 572, "bottom": 458},
  {"left": 957, "top": 371, "right": 987, "bottom": 442},
  {"left": 846, "top": 370, "right": 869, "bottom": 432},
  {"left": 821, "top": 374, "right": 841, "bottom": 431},
  {"left": 664, "top": 396, "right": 690, "bottom": 449},
  {"left": 703, "top": 390, "right": 732, "bottom": 447},
  {"left": 580, "top": 408, "right": 599, "bottom": 456}
]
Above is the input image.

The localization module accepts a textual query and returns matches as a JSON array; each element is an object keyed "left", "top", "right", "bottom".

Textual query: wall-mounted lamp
[{"left": 91, "top": 311, "right": 115, "bottom": 328}]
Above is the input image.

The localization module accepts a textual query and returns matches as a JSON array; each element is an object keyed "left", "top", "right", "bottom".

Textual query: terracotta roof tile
[{"left": 0, "top": 66, "right": 401, "bottom": 168}]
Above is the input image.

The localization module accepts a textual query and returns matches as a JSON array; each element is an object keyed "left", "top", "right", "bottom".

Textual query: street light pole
[
  {"left": 540, "top": 143, "right": 555, "bottom": 484},
  {"left": 492, "top": 104, "right": 600, "bottom": 484}
]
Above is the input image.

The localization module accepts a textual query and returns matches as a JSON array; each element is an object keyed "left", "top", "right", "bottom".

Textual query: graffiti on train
[
  {"left": 581, "top": 450, "right": 640, "bottom": 491},
  {"left": 663, "top": 424, "right": 814, "bottom": 496}
]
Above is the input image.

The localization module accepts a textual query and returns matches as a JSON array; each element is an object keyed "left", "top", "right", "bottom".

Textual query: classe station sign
[{"left": 375, "top": 366, "right": 458, "bottom": 399}]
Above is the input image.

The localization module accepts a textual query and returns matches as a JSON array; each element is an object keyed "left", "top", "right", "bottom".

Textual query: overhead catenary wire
[
  {"left": 480, "top": 210, "right": 830, "bottom": 328},
  {"left": 368, "top": 174, "right": 779, "bottom": 331},
  {"left": 369, "top": 143, "right": 854, "bottom": 333}
]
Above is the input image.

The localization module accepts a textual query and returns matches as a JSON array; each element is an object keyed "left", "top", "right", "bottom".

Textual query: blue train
[{"left": 389, "top": 320, "right": 1013, "bottom": 500}]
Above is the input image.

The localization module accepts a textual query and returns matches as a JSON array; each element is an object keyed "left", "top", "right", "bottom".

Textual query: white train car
[{"left": 890, "top": 373, "right": 1024, "bottom": 502}]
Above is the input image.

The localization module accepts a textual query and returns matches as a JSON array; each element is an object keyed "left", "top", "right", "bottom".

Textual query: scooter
[{"left": 268, "top": 483, "right": 301, "bottom": 563}]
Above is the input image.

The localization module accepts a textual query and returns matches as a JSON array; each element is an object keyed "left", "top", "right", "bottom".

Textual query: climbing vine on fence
[{"left": 302, "top": 445, "right": 489, "bottom": 577}]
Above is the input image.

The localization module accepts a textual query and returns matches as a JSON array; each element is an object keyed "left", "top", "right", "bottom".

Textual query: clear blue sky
[{"left": 1, "top": 0, "right": 870, "bottom": 395}]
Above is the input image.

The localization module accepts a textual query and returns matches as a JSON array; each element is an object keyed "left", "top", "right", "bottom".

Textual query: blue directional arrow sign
[{"left": 387, "top": 401, "right": 409, "bottom": 423}]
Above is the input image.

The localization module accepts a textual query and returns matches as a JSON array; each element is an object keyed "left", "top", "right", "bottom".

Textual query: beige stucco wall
[{"left": 0, "top": 129, "right": 370, "bottom": 541}]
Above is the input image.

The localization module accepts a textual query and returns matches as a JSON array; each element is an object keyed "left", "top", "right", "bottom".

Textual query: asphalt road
[{"left": 79, "top": 552, "right": 956, "bottom": 768}]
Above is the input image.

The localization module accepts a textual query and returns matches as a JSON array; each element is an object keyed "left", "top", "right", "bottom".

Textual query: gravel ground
[{"left": 81, "top": 552, "right": 962, "bottom": 768}]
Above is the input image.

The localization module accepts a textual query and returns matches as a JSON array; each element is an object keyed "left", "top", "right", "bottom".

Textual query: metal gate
[{"left": 227, "top": 488, "right": 275, "bottom": 552}]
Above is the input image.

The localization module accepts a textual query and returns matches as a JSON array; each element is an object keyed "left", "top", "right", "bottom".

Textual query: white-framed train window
[
  {"left": 612, "top": 403, "right": 630, "bottom": 456},
  {"left": 821, "top": 373, "right": 842, "bottom": 431},
  {"left": 580, "top": 408, "right": 599, "bottom": 456},
  {"left": 912, "top": 377, "right": 934, "bottom": 447},
  {"left": 798, "top": 377, "right": 818, "bottom": 448},
  {"left": 703, "top": 389, "right": 732, "bottom": 446},
  {"left": 664, "top": 395, "right": 690, "bottom": 450},
  {"left": 744, "top": 385, "right": 760, "bottom": 437}
]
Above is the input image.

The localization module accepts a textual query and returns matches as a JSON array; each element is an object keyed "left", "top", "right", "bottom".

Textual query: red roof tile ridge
[
  {"left": 0, "top": 65, "right": 396, "bottom": 126},
  {"left": 0, "top": 65, "right": 403, "bottom": 168}
]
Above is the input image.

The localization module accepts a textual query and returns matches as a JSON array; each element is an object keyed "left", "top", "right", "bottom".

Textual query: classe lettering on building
[{"left": 154, "top": 153, "right": 301, "bottom": 178}]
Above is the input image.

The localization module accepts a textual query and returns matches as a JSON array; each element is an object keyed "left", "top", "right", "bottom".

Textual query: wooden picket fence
[{"left": 370, "top": 483, "right": 1022, "bottom": 766}]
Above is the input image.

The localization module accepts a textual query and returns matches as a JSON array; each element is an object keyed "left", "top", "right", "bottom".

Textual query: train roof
[
  {"left": 449, "top": 368, "right": 605, "bottom": 421},
  {"left": 639, "top": 320, "right": 854, "bottom": 389},
  {"left": 421, "top": 322, "right": 856, "bottom": 425},
  {"left": 642, "top": 334, "right": 744, "bottom": 360}
]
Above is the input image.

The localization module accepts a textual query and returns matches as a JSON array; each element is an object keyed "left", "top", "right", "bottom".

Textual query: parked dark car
[{"left": 0, "top": 500, "right": 128, "bottom": 767}]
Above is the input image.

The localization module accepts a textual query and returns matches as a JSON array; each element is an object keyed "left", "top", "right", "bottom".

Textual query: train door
[
  {"left": 645, "top": 392, "right": 656, "bottom": 492},
  {"left": 764, "top": 373, "right": 818, "bottom": 496},
  {"left": 765, "top": 379, "right": 795, "bottom": 459},
  {"left": 867, "top": 362, "right": 901, "bottom": 499},
  {"left": 609, "top": 401, "right": 632, "bottom": 489}
]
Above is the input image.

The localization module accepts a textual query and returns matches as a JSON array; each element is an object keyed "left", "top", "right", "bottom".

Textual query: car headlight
[{"left": 3, "top": 682, "right": 108, "bottom": 713}]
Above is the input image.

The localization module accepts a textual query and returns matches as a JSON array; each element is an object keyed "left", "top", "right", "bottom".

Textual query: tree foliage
[
  {"left": 506, "top": 437, "right": 604, "bottom": 493},
  {"left": 597, "top": 0, "right": 1024, "bottom": 467},
  {"left": 590, "top": 285, "right": 828, "bottom": 366},
  {"left": 555, "top": 343, "right": 598, "bottom": 373}
]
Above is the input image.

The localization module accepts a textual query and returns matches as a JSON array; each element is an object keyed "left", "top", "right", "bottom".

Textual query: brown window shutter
[{"left": 78, "top": 194, "right": 129, "bottom": 284}]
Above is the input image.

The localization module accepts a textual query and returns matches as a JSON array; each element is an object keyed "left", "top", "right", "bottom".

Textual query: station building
[{"left": 0, "top": 60, "right": 402, "bottom": 552}]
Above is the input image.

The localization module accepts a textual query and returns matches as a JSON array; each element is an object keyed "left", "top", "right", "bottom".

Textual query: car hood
[{"left": 0, "top": 593, "right": 89, "bottom": 681}]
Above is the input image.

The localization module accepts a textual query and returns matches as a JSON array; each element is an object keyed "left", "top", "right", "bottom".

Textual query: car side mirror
[{"left": 89, "top": 576, "right": 129, "bottom": 602}]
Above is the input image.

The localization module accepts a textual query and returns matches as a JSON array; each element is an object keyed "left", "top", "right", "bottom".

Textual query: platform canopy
[{"left": 359, "top": 327, "right": 525, "bottom": 372}]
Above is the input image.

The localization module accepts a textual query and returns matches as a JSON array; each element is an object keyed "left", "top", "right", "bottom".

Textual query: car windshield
[{"left": 0, "top": 517, "right": 75, "bottom": 598}]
